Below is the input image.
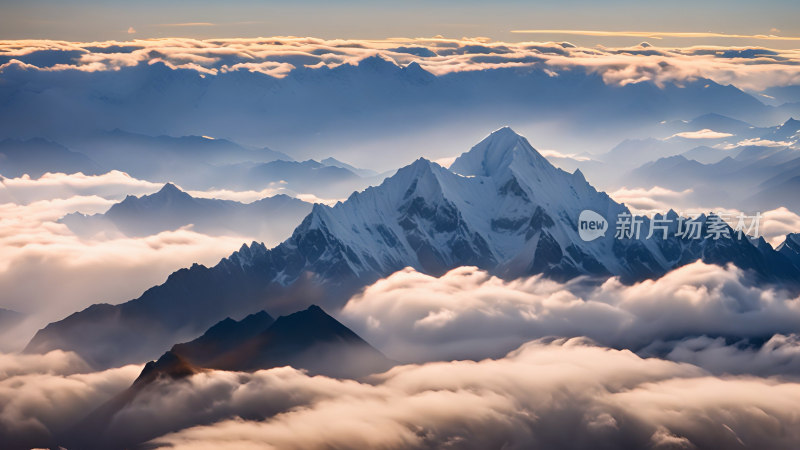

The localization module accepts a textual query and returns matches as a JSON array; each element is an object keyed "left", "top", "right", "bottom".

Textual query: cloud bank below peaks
[
  {"left": 1, "top": 37, "right": 800, "bottom": 91},
  {"left": 341, "top": 262, "right": 800, "bottom": 373},
  {"left": 0, "top": 350, "right": 140, "bottom": 449},
  {"left": 142, "top": 339, "right": 800, "bottom": 450}
]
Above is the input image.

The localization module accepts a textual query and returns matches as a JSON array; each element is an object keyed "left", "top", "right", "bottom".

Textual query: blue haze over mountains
[
  {"left": 60, "top": 183, "right": 312, "bottom": 243},
  {"left": 1, "top": 56, "right": 796, "bottom": 171},
  {"left": 3, "top": 54, "right": 800, "bottom": 214}
]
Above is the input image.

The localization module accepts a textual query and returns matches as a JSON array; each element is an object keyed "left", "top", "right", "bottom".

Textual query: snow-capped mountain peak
[{"left": 450, "top": 127, "right": 553, "bottom": 179}]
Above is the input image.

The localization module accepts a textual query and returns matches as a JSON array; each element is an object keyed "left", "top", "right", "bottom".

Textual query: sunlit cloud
[
  {"left": 609, "top": 186, "right": 694, "bottom": 212},
  {"left": 1, "top": 37, "right": 799, "bottom": 90},
  {"left": 720, "top": 137, "right": 796, "bottom": 149},
  {"left": 0, "top": 351, "right": 141, "bottom": 449},
  {"left": 143, "top": 339, "right": 800, "bottom": 449},
  {"left": 510, "top": 29, "right": 800, "bottom": 41},
  {"left": 761, "top": 207, "right": 800, "bottom": 245},
  {"left": 431, "top": 156, "right": 457, "bottom": 167},
  {"left": 539, "top": 149, "right": 593, "bottom": 161},
  {"left": 7, "top": 267, "right": 800, "bottom": 447},
  {"left": 158, "top": 22, "right": 216, "bottom": 28},
  {"left": 670, "top": 129, "right": 734, "bottom": 139},
  {"left": 341, "top": 263, "right": 800, "bottom": 364},
  {"left": 220, "top": 61, "right": 295, "bottom": 78},
  {"left": 0, "top": 171, "right": 161, "bottom": 204}
]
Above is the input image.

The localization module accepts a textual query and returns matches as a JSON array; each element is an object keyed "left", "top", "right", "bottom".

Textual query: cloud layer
[
  {"left": 1, "top": 37, "right": 799, "bottom": 92},
  {"left": 0, "top": 351, "right": 140, "bottom": 449},
  {"left": 11, "top": 339, "right": 800, "bottom": 449},
  {"left": 135, "top": 339, "right": 800, "bottom": 449},
  {"left": 3, "top": 263, "right": 800, "bottom": 448},
  {"left": 341, "top": 263, "right": 800, "bottom": 370},
  {"left": 0, "top": 172, "right": 298, "bottom": 351}
]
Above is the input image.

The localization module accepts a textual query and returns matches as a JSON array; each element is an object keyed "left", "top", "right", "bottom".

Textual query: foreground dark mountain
[
  {"left": 62, "top": 305, "right": 391, "bottom": 449},
  {"left": 60, "top": 182, "right": 312, "bottom": 242},
  {"left": 25, "top": 128, "right": 800, "bottom": 368},
  {"left": 138, "top": 305, "right": 391, "bottom": 381}
]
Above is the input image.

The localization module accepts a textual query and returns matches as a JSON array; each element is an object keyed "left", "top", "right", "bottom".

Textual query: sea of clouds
[
  {"left": 2, "top": 37, "right": 800, "bottom": 91},
  {"left": 3, "top": 260, "right": 800, "bottom": 448}
]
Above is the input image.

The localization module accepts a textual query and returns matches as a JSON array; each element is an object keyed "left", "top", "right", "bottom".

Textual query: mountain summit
[
  {"left": 136, "top": 305, "right": 390, "bottom": 382},
  {"left": 26, "top": 128, "right": 800, "bottom": 368},
  {"left": 450, "top": 126, "right": 553, "bottom": 177}
]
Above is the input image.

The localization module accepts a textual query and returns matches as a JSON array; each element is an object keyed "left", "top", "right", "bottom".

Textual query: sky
[{"left": 2, "top": 0, "right": 800, "bottom": 48}]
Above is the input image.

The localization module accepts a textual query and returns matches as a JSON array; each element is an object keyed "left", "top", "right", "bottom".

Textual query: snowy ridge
[{"left": 221, "top": 126, "right": 796, "bottom": 284}]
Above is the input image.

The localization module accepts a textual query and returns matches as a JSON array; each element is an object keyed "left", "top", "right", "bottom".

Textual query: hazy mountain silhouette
[
  {"left": 0, "top": 57, "right": 784, "bottom": 171},
  {"left": 0, "top": 138, "right": 103, "bottom": 178},
  {"left": 60, "top": 183, "right": 312, "bottom": 242}
]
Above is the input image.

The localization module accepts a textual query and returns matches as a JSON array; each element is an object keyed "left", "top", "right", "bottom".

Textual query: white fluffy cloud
[
  {"left": 5, "top": 321, "right": 800, "bottom": 448},
  {"left": 664, "top": 333, "right": 800, "bottom": 376},
  {"left": 341, "top": 263, "right": 800, "bottom": 367},
  {"left": 137, "top": 339, "right": 800, "bottom": 450},
  {"left": 760, "top": 207, "right": 800, "bottom": 245},
  {"left": 1, "top": 37, "right": 800, "bottom": 91},
  {"left": 670, "top": 129, "right": 734, "bottom": 139},
  {"left": 0, "top": 170, "right": 161, "bottom": 205},
  {"left": 0, "top": 351, "right": 140, "bottom": 449},
  {"left": 608, "top": 186, "right": 695, "bottom": 213},
  {"left": 4, "top": 264, "right": 800, "bottom": 448}
]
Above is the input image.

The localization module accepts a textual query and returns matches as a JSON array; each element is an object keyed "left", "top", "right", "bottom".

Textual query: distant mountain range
[
  {"left": 660, "top": 112, "right": 767, "bottom": 138},
  {"left": 25, "top": 128, "right": 800, "bottom": 369},
  {"left": 547, "top": 116, "right": 800, "bottom": 211},
  {"left": 73, "top": 129, "right": 292, "bottom": 170},
  {"left": 60, "top": 183, "right": 312, "bottom": 243},
  {"left": 2, "top": 55, "right": 794, "bottom": 170},
  {"left": 213, "top": 158, "right": 388, "bottom": 197},
  {"left": 625, "top": 119, "right": 800, "bottom": 211},
  {"left": 603, "top": 116, "right": 798, "bottom": 171},
  {"left": 0, "top": 129, "right": 386, "bottom": 197}
]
